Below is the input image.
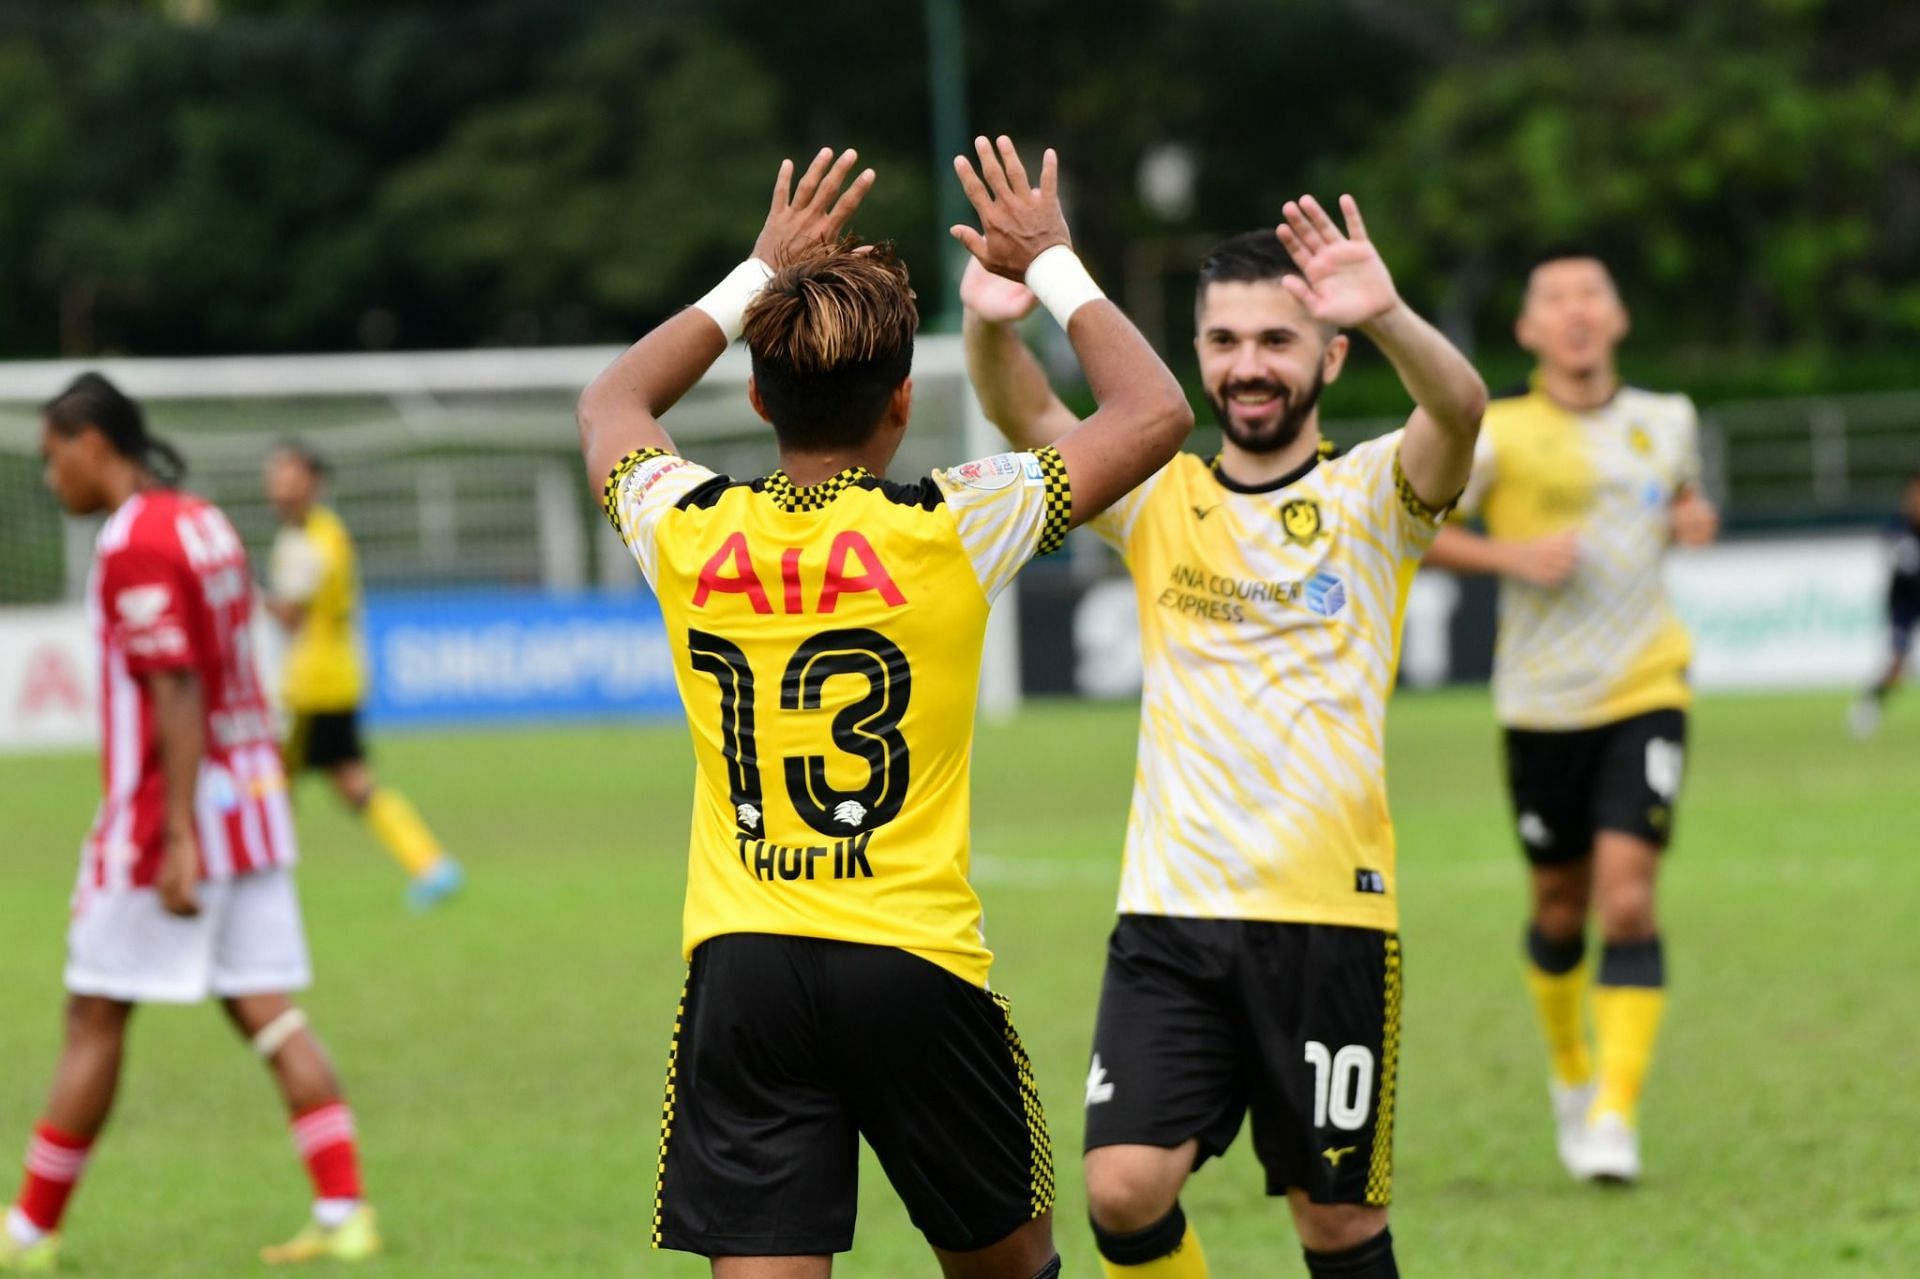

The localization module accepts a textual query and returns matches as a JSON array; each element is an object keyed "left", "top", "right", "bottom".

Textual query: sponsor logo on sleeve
[
  {"left": 628, "top": 455, "right": 693, "bottom": 505},
  {"left": 115, "top": 585, "right": 172, "bottom": 627}
]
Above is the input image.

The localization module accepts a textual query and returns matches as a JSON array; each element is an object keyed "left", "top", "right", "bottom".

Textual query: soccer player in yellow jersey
[
  {"left": 1424, "top": 249, "right": 1719, "bottom": 1183},
  {"left": 577, "top": 140, "right": 1191, "bottom": 1279},
  {"left": 263, "top": 443, "right": 464, "bottom": 911},
  {"left": 966, "top": 200, "right": 1486, "bottom": 1279}
]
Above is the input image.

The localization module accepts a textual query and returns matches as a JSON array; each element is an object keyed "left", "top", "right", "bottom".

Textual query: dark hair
[
  {"left": 1528, "top": 243, "right": 1612, "bottom": 276},
  {"left": 1198, "top": 230, "right": 1301, "bottom": 295},
  {"left": 1194, "top": 230, "right": 1332, "bottom": 334},
  {"left": 43, "top": 372, "right": 185, "bottom": 485},
  {"left": 272, "top": 438, "right": 329, "bottom": 478},
  {"left": 743, "top": 240, "right": 919, "bottom": 451}
]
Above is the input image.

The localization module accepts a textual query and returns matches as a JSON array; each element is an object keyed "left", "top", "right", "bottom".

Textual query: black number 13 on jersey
[{"left": 687, "top": 627, "right": 912, "bottom": 839}]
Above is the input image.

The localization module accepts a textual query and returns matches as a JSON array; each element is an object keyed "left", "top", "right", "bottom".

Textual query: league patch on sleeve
[{"left": 951, "top": 453, "right": 1024, "bottom": 492}]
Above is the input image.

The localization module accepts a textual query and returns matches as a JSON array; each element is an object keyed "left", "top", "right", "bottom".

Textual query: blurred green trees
[{"left": 0, "top": 0, "right": 1914, "bottom": 386}]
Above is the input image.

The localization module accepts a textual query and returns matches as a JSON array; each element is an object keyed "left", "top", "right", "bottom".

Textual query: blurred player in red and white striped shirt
[{"left": 1, "top": 375, "right": 379, "bottom": 1271}]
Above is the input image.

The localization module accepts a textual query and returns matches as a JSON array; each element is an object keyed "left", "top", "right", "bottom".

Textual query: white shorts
[{"left": 65, "top": 868, "right": 312, "bottom": 1004}]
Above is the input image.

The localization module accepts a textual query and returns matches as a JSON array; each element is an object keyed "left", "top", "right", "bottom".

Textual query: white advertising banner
[
  {"left": 1057, "top": 533, "right": 1894, "bottom": 699},
  {"left": 1664, "top": 534, "right": 1885, "bottom": 690},
  {"left": 0, "top": 605, "right": 97, "bottom": 753}
]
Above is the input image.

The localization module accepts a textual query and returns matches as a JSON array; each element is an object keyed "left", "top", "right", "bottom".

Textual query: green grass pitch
[{"left": 1, "top": 690, "right": 1915, "bottom": 1277}]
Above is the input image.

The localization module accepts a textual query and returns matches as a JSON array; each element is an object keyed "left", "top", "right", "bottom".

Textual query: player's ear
[
  {"left": 746, "top": 377, "right": 774, "bottom": 426},
  {"left": 1320, "top": 333, "right": 1351, "bottom": 385},
  {"left": 887, "top": 378, "right": 914, "bottom": 430},
  {"left": 1514, "top": 310, "right": 1541, "bottom": 357}
]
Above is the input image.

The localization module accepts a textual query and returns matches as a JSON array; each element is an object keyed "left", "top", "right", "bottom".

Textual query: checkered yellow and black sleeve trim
[
  {"left": 1033, "top": 445, "right": 1073, "bottom": 557},
  {"left": 602, "top": 448, "right": 670, "bottom": 535},
  {"left": 1393, "top": 451, "right": 1458, "bottom": 523}
]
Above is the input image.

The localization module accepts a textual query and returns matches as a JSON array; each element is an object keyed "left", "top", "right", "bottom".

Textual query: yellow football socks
[
  {"left": 363, "top": 788, "right": 443, "bottom": 877},
  {"left": 1100, "top": 1220, "right": 1208, "bottom": 1279},
  {"left": 1591, "top": 984, "right": 1665, "bottom": 1123},
  {"left": 1525, "top": 959, "right": 1593, "bottom": 1087}
]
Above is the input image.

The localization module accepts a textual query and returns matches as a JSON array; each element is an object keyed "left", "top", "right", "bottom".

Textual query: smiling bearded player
[{"left": 964, "top": 199, "right": 1486, "bottom": 1278}]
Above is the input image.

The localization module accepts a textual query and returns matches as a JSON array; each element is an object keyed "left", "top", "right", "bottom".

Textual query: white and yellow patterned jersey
[
  {"left": 605, "top": 446, "right": 1072, "bottom": 988},
  {"left": 1092, "top": 433, "right": 1445, "bottom": 931},
  {"left": 1458, "top": 382, "right": 1701, "bottom": 730}
]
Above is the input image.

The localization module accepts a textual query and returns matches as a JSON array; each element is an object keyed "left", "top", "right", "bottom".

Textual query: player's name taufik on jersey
[
  {"left": 605, "top": 444, "right": 1072, "bottom": 989},
  {"left": 733, "top": 832, "right": 875, "bottom": 883}
]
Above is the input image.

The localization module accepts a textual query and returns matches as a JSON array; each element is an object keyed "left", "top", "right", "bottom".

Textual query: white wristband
[
  {"left": 1023, "top": 245, "right": 1105, "bottom": 330},
  {"left": 692, "top": 258, "right": 775, "bottom": 342}
]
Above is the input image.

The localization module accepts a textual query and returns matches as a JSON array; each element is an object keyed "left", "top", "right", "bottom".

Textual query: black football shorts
[
  {"left": 652, "top": 933, "right": 1053, "bottom": 1257},
  {"left": 1084, "top": 915, "right": 1402, "bottom": 1206},
  {"left": 1503, "top": 707, "right": 1688, "bottom": 865},
  {"left": 282, "top": 710, "right": 366, "bottom": 773}
]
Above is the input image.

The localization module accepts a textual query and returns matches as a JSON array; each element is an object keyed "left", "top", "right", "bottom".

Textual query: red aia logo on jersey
[{"left": 692, "top": 531, "right": 906, "bottom": 615}]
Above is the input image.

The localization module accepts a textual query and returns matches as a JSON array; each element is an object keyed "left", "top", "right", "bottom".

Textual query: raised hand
[
  {"left": 951, "top": 135, "right": 1072, "bottom": 281},
  {"left": 959, "top": 257, "right": 1039, "bottom": 324},
  {"left": 752, "top": 147, "right": 876, "bottom": 269},
  {"left": 1274, "top": 194, "right": 1402, "bottom": 330}
]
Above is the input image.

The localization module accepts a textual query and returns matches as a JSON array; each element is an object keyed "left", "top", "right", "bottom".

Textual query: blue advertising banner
[{"left": 362, "top": 590, "right": 679, "bottom": 726}]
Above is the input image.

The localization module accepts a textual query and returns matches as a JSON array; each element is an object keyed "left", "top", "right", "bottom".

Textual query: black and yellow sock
[
  {"left": 1093, "top": 1203, "right": 1208, "bottom": 1278},
  {"left": 363, "top": 787, "right": 444, "bottom": 878},
  {"left": 1524, "top": 926, "right": 1592, "bottom": 1087},
  {"left": 1592, "top": 936, "right": 1666, "bottom": 1124},
  {"left": 1303, "top": 1227, "right": 1397, "bottom": 1278}
]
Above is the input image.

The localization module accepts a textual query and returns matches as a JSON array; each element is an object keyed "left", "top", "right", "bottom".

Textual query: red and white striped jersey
[{"left": 84, "top": 490, "right": 297, "bottom": 889}]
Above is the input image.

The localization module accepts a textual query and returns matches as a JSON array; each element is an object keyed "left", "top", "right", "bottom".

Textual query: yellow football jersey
[
  {"left": 1458, "top": 382, "right": 1701, "bottom": 730},
  {"left": 606, "top": 446, "right": 1072, "bottom": 988},
  {"left": 1091, "top": 434, "right": 1445, "bottom": 931},
  {"left": 270, "top": 505, "right": 364, "bottom": 713}
]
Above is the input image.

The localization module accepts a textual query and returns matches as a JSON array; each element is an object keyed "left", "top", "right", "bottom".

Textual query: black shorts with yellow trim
[
  {"left": 1503, "top": 707, "right": 1688, "bottom": 865},
  {"left": 1084, "top": 915, "right": 1401, "bottom": 1206},
  {"left": 282, "top": 709, "right": 366, "bottom": 773},
  {"left": 653, "top": 933, "right": 1053, "bottom": 1257}
]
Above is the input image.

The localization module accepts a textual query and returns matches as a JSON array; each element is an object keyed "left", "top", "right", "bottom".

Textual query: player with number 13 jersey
[{"left": 578, "top": 140, "right": 1190, "bottom": 1278}]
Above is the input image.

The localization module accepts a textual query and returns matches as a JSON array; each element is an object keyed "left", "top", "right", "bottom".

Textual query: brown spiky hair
[{"left": 743, "top": 239, "right": 919, "bottom": 450}]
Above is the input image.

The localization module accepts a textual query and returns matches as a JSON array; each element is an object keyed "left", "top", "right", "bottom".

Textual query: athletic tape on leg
[{"left": 252, "top": 1008, "right": 309, "bottom": 1059}]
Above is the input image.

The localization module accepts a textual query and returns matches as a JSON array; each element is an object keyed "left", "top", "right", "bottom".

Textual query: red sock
[
  {"left": 289, "top": 1102, "right": 362, "bottom": 1203},
  {"left": 17, "top": 1122, "right": 94, "bottom": 1233}
]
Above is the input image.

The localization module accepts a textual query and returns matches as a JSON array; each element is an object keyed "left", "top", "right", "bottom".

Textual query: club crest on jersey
[
  {"left": 1279, "top": 497, "right": 1325, "bottom": 546},
  {"left": 1628, "top": 425, "right": 1654, "bottom": 456}
]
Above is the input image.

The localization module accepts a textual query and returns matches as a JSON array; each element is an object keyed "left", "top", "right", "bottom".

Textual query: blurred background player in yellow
[
  {"left": 263, "top": 443, "right": 464, "bottom": 911},
  {"left": 1424, "top": 248, "right": 1719, "bottom": 1183}
]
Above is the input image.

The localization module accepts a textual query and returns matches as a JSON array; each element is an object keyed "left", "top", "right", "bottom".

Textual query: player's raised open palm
[
  {"left": 951, "top": 135, "right": 1072, "bottom": 281},
  {"left": 959, "top": 257, "right": 1039, "bottom": 324},
  {"left": 1275, "top": 194, "right": 1401, "bottom": 330},
  {"left": 751, "top": 147, "right": 876, "bottom": 270}
]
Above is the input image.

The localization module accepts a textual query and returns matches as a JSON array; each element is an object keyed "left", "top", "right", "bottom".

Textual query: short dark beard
[{"left": 1207, "top": 366, "right": 1327, "bottom": 455}]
